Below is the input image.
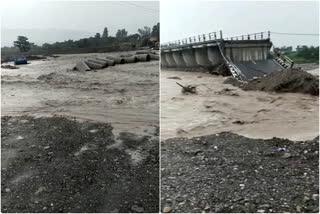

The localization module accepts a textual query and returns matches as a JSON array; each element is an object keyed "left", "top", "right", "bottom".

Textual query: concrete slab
[
  {"left": 75, "top": 61, "right": 91, "bottom": 72},
  {"left": 85, "top": 61, "right": 105, "bottom": 69},
  {"left": 234, "top": 59, "right": 283, "bottom": 80}
]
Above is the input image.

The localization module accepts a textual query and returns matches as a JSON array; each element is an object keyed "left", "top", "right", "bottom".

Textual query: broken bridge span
[{"left": 161, "top": 31, "right": 293, "bottom": 81}]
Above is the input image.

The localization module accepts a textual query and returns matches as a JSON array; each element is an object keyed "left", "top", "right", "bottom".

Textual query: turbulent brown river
[
  {"left": 1, "top": 52, "right": 159, "bottom": 135},
  {"left": 161, "top": 69, "right": 319, "bottom": 141}
]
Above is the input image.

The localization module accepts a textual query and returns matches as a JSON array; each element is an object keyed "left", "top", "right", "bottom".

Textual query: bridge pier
[
  {"left": 172, "top": 50, "right": 187, "bottom": 67},
  {"left": 161, "top": 52, "right": 169, "bottom": 67},
  {"left": 181, "top": 48, "right": 198, "bottom": 67},
  {"left": 194, "top": 47, "right": 211, "bottom": 67},
  {"left": 164, "top": 52, "right": 177, "bottom": 67},
  {"left": 207, "top": 46, "right": 223, "bottom": 66}
]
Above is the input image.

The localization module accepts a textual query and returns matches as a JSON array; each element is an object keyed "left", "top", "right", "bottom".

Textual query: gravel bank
[{"left": 161, "top": 132, "right": 319, "bottom": 213}]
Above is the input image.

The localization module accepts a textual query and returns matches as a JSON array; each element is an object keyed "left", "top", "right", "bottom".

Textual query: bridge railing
[
  {"left": 161, "top": 31, "right": 271, "bottom": 49},
  {"left": 161, "top": 30, "right": 223, "bottom": 49},
  {"left": 223, "top": 31, "right": 270, "bottom": 41}
]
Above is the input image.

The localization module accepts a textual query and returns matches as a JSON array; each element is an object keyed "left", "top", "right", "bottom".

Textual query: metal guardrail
[
  {"left": 224, "top": 31, "right": 270, "bottom": 41},
  {"left": 280, "top": 54, "right": 294, "bottom": 68},
  {"left": 216, "top": 41, "right": 244, "bottom": 81},
  {"left": 273, "top": 46, "right": 294, "bottom": 68},
  {"left": 161, "top": 30, "right": 223, "bottom": 49},
  {"left": 161, "top": 31, "right": 271, "bottom": 49}
]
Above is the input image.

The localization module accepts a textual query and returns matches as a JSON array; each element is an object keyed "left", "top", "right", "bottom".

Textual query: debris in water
[
  {"left": 1, "top": 65, "right": 19, "bottom": 69},
  {"left": 26, "top": 55, "right": 46, "bottom": 61},
  {"left": 232, "top": 120, "right": 245, "bottom": 125},
  {"left": 223, "top": 76, "right": 244, "bottom": 87},
  {"left": 167, "top": 76, "right": 182, "bottom": 80},
  {"left": 176, "top": 82, "right": 197, "bottom": 94}
]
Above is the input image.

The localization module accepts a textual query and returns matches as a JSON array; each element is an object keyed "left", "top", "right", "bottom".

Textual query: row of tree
[
  {"left": 279, "top": 45, "right": 319, "bottom": 63},
  {"left": 11, "top": 23, "right": 160, "bottom": 53}
]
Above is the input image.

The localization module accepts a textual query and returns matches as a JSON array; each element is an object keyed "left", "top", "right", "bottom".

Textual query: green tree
[
  {"left": 138, "top": 26, "right": 152, "bottom": 47},
  {"left": 127, "top": 33, "right": 141, "bottom": 43},
  {"left": 116, "top": 29, "right": 128, "bottom": 39},
  {"left": 95, "top": 33, "right": 101, "bottom": 39},
  {"left": 151, "top": 23, "right": 160, "bottom": 40},
  {"left": 279, "top": 46, "right": 293, "bottom": 54},
  {"left": 296, "top": 45, "right": 318, "bottom": 60},
  {"left": 13, "top": 36, "right": 31, "bottom": 52},
  {"left": 102, "top": 27, "right": 109, "bottom": 38},
  {"left": 138, "top": 26, "right": 151, "bottom": 38}
]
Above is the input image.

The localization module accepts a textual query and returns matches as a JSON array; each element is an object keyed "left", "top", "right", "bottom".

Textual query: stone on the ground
[
  {"left": 131, "top": 205, "right": 144, "bottom": 213},
  {"left": 163, "top": 206, "right": 172, "bottom": 213}
]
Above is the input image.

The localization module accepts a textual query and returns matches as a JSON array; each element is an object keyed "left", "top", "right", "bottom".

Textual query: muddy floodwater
[
  {"left": 1, "top": 52, "right": 159, "bottom": 135},
  {"left": 161, "top": 69, "right": 319, "bottom": 141}
]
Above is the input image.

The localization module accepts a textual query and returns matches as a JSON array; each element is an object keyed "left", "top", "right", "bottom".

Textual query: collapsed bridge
[{"left": 161, "top": 31, "right": 294, "bottom": 81}]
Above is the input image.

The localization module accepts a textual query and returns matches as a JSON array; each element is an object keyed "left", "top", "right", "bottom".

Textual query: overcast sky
[
  {"left": 1, "top": 0, "right": 159, "bottom": 46},
  {"left": 161, "top": 0, "right": 319, "bottom": 47}
]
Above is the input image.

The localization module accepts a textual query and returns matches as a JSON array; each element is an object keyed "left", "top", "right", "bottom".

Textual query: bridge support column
[
  {"left": 194, "top": 47, "right": 211, "bottom": 66},
  {"left": 181, "top": 48, "right": 198, "bottom": 67},
  {"left": 165, "top": 51, "right": 177, "bottom": 67},
  {"left": 172, "top": 50, "right": 186, "bottom": 67},
  {"left": 161, "top": 52, "right": 169, "bottom": 67},
  {"left": 207, "top": 46, "right": 223, "bottom": 66}
]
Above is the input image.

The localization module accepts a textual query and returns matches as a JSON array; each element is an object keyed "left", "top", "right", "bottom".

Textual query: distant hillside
[{"left": 1, "top": 28, "right": 95, "bottom": 47}]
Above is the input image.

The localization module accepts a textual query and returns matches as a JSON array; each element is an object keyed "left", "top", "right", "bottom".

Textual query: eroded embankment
[
  {"left": 161, "top": 132, "right": 319, "bottom": 213},
  {"left": 242, "top": 69, "right": 319, "bottom": 96},
  {"left": 1, "top": 116, "right": 159, "bottom": 213}
]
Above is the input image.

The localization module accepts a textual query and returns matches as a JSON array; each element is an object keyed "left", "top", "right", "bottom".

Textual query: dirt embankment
[
  {"left": 161, "top": 132, "right": 319, "bottom": 213},
  {"left": 1, "top": 116, "right": 159, "bottom": 213},
  {"left": 226, "top": 69, "right": 319, "bottom": 96}
]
